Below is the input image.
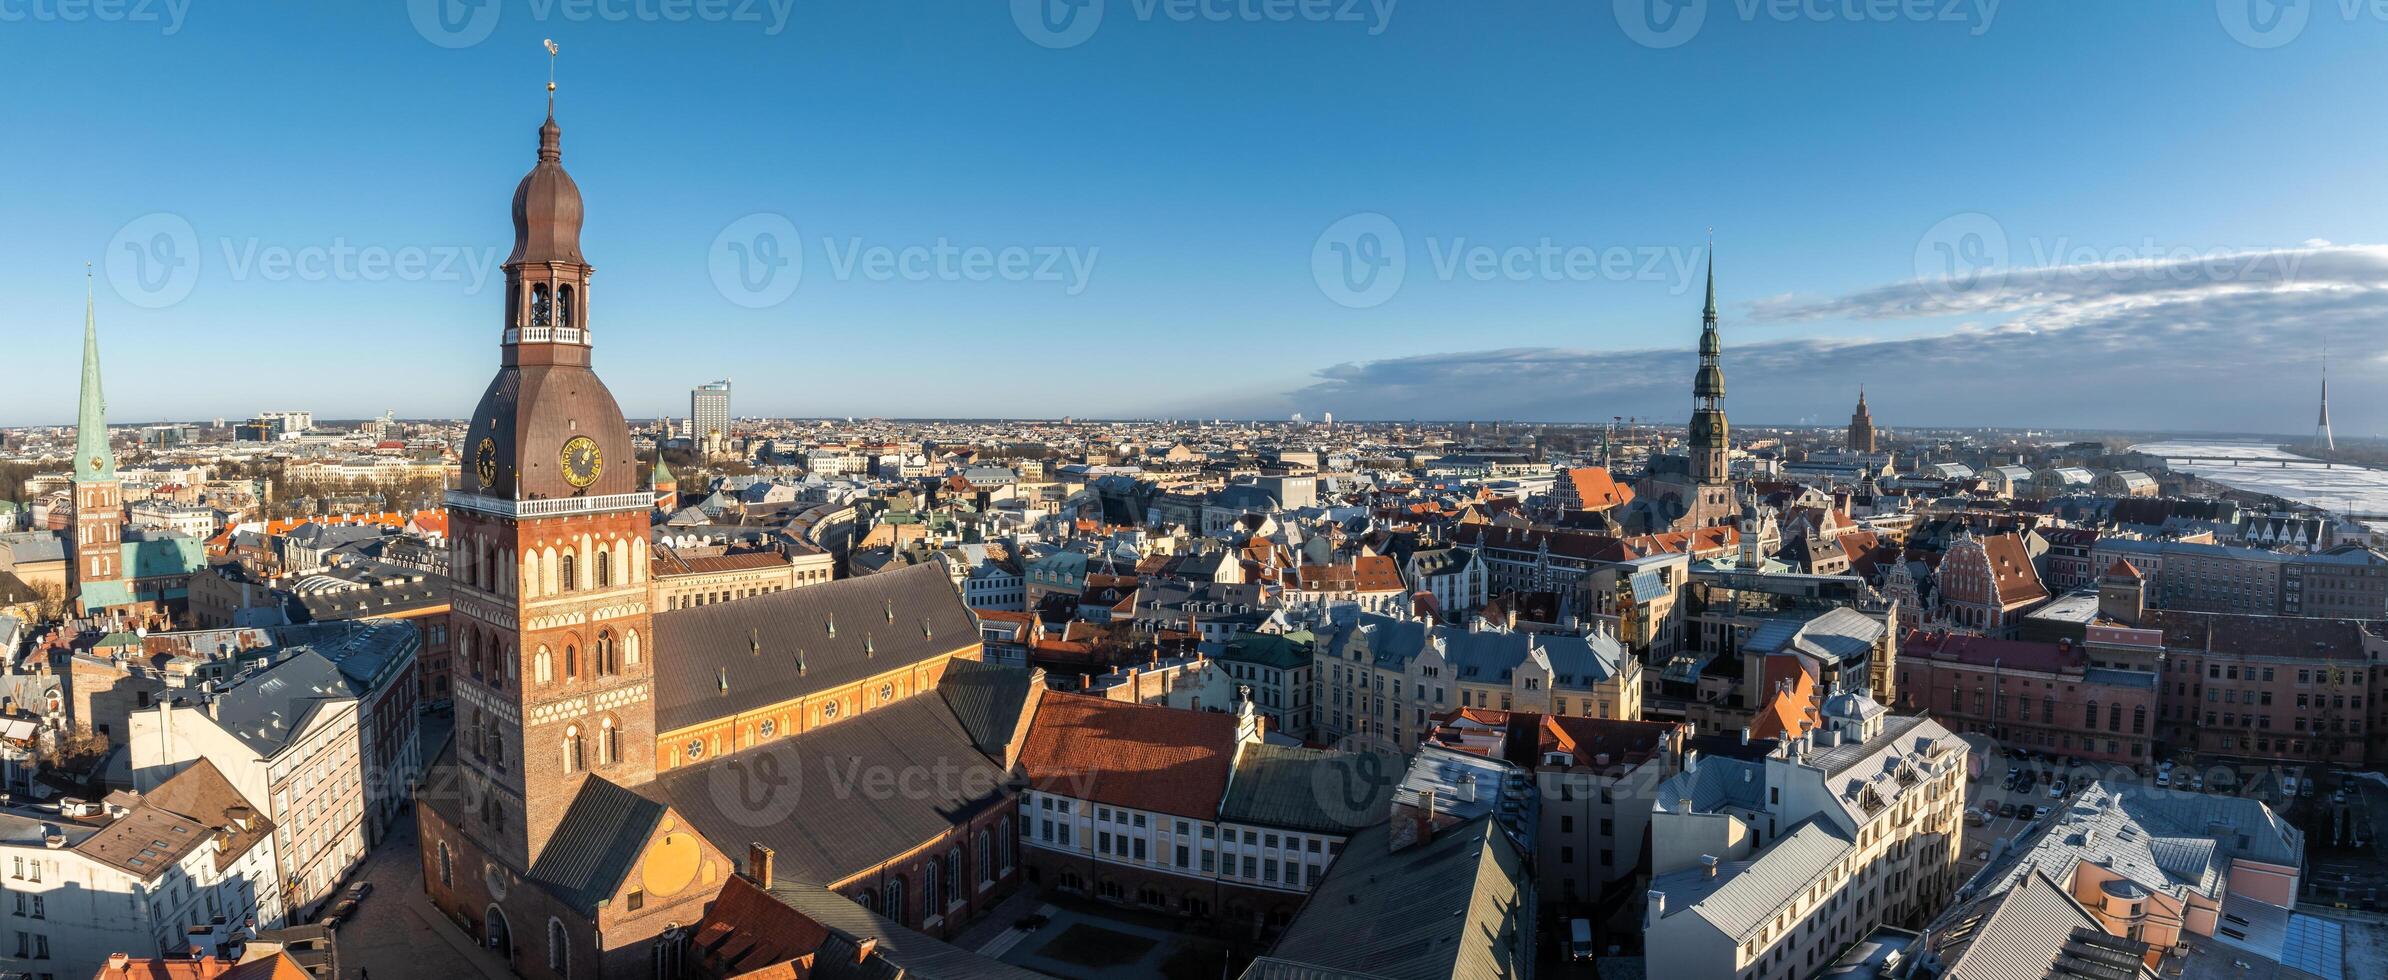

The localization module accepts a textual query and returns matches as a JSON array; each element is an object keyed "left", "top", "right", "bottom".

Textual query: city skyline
[{"left": 8, "top": 4, "right": 2388, "bottom": 429}]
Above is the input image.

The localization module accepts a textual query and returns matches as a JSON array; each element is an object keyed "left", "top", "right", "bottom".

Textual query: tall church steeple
[
  {"left": 75, "top": 268, "right": 117, "bottom": 485},
  {"left": 71, "top": 266, "right": 129, "bottom": 614},
  {"left": 1689, "top": 252, "right": 1729, "bottom": 485}
]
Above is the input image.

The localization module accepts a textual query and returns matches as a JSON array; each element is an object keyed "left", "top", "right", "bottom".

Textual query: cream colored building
[
  {"left": 1643, "top": 693, "right": 1966, "bottom": 980},
  {"left": 1313, "top": 611, "right": 1642, "bottom": 750}
]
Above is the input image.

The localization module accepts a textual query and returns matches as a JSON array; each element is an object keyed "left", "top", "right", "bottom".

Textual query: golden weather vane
[{"left": 544, "top": 38, "right": 560, "bottom": 108}]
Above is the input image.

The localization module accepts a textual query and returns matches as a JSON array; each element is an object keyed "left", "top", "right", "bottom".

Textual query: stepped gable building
[{"left": 416, "top": 95, "right": 1019, "bottom": 979}]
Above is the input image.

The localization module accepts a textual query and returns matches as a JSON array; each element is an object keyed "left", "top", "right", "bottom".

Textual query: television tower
[{"left": 2315, "top": 359, "right": 2335, "bottom": 454}]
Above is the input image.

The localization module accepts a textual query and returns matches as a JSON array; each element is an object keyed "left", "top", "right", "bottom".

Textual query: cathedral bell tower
[
  {"left": 445, "top": 94, "right": 657, "bottom": 872},
  {"left": 1680, "top": 253, "right": 1738, "bottom": 529}
]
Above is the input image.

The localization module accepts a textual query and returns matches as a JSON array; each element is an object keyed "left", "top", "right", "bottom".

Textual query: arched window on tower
[
  {"left": 596, "top": 631, "right": 616, "bottom": 677},
  {"left": 600, "top": 718, "right": 620, "bottom": 766},
  {"left": 563, "top": 726, "right": 584, "bottom": 773},
  {"left": 558, "top": 284, "right": 576, "bottom": 331},
  {"left": 565, "top": 645, "right": 580, "bottom": 680},
  {"left": 479, "top": 541, "right": 495, "bottom": 592},
  {"left": 596, "top": 549, "right": 610, "bottom": 588},
  {"left": 534, "top": 646, "right": 553, "bottom": 686},
  {"left": 530, "top": 283, "right": 552, "bottom": 327},
  {"left": 561, "top": 553, "right": 577, "bottom": 592},
  {"left": 624, "top": 630, "right": 641, "bottom": 668}
]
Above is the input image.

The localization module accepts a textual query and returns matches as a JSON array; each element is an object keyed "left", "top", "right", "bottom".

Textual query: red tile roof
[
  {"left": 1019, "top": 692, "right": 1236, "bottom": 819},
  {"left": 688, "top": 875, "right": 833, "bottom": 980},
  {"left": 1561, "top": 467, "right": 1634, "bottom": 510},
  {"left": 1903, "top": 630, "right": 2081, "bottom": 673}
]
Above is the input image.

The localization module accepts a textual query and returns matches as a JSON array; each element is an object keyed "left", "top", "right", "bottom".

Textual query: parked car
[
  {"left": 1569, "top": 919, "right": 1594, "bottom": 961},
  {"left": 2156, "top": 772, "right": 2171, "bottom": 787},
  {"left": 2034, "top": 806, "right": 2052, "bottom": 819},
  {"left": 2000, "top": 803, "right": 2018, "bottom": 819},
  {"left": 2049, "top": 780, "right": 2066, "bottom": 799}
]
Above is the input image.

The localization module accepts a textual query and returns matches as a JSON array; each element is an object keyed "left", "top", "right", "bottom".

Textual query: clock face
[
  {"left": 474, "top": 438, "right": 499, "bottom": 487},
  {"left": 560, "top": 436, "right": 602, "bottom": 488}
]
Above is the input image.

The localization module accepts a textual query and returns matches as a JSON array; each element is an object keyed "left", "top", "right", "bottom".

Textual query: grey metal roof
[
  {"left": 1976, "top": 780, "right": 2304, "bottom": 903},
  {"left": 205, "top": 650, "right": 356, "bottom": 755},
  {"left": 1220, "top": 743, "right": 1398, "bottom": 835},
  {"left": 1650, "top": 816, "right": 1853, "bottom": 938},
  {"left": 650, "top": 562, "right": 979, "bottom": 733},
  {"left": 526, "top": 775, "right": 666, "bottom": 914},
  {"left": 931, "top": 658, "right": 1038, "bottom": 760},
  {"left": 655, "top": 692, "right": 1009, "bottom": 886},
  {"left": 1921, "top": 870, "right": 2112, "bottom": 980},
  {"left": 1254, "top": 816, "right": 1529, "bottom": 980}
]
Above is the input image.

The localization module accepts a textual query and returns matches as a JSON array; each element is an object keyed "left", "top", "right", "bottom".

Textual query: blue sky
[{"left": 5, "top": 1, "right": 2388, "bottom": 431}]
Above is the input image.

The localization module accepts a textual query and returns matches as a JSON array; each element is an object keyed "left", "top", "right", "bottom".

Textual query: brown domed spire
[{"left": 507, "top": 111, "right": 585, "bottom": 267}]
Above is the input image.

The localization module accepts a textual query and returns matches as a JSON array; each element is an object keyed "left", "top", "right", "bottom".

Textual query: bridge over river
[{"left": 2131, "top": 441, "right": 2388, "bottom": 518}]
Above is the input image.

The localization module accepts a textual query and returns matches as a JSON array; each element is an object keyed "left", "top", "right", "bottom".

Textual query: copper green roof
[{"left": 74, "top": 274, "right": 116, "bottom": 485}]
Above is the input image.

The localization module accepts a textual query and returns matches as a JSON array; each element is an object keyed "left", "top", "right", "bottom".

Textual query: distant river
[{"left": 2129, "top": 441, "right": 2388, "bottom": 515}]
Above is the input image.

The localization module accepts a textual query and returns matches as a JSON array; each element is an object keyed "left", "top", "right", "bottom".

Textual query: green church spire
[{"left": 74, "top": 266, "right": 117, "bottom": 485}]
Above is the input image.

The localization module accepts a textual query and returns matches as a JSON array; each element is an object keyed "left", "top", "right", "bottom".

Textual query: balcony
[{"left": 443, "top": 489, "right": 650, "bottom": 519}]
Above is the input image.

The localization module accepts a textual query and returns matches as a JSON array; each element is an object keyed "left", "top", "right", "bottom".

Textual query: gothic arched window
[
  {"left": 534, "top": 646, "right": 554, "bottom": 686},
  {"left": 600, "top": 718, "right": 620, "bottom": 766},
  {"left": 562, "top": 726, "right": 584, "bottom": 774},
  {"left": 624, "top": 630, "right": 641, "bottom": 668},
  {"left": 595, "top": 549, "right": 610, "bottom": 588},
  {"left": 561, "top": 553, "right": 577, "bottom": 592},
  {"left": 596, "top": 631, "right": 617, "bottom": 677},
  {"left": 885, "top": 877, "right": 906, "bottom": 926},
  {"left": 564, "top": 645, "right": 580, "bottom": 680},
  {"left": 547, "top": 917, "right": 570, "bottom": 976},
  {"left": 558, "top": 284, "right": 577, "bottom": 331}
]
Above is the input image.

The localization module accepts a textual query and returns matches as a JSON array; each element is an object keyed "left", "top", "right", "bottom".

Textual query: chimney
[
  {"left": 854, "top": 936, "right": 879, "bottom": 964},
  {"left": 1740, "top": 726, "right": 1751, "bottom": 746},
  {"left": 1677, "top": 797, "right": 1692, "bottom": 814},
  {"left": 748, "top": 842, "right": 776, "bottom": 889},
  {"left": 106, "top": 953, "right": 131, "bottom": 976},
  {"left": 1645, "top": 889, "right": 1667, "bottom": 929},
  {"left": 1701, "top": 854, "right": 1719, "bottom": 879},
  {"left": 1458, "top": 773, "right": 1478, "bottom": 803},
  {"left": 1683, "top": 750, "right": 1699, "bottom": 774}
]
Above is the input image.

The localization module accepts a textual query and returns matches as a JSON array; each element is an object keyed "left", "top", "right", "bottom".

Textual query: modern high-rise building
[{"left": 690, "top": 380, "right": 731, "bottom": 440}]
